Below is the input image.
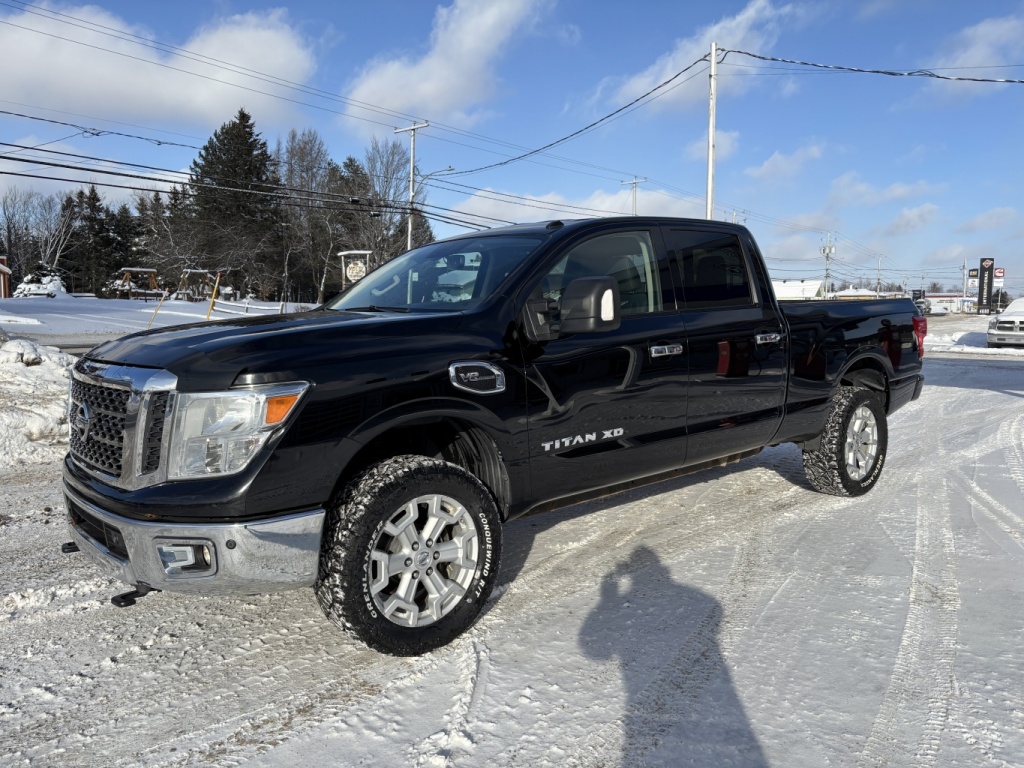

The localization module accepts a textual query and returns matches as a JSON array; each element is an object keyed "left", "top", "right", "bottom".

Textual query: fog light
[{"left": 156, "top": 540, "right": 215, "bottom": 577}]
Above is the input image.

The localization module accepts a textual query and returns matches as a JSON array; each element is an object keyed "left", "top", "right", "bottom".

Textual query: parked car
[
  {"left": 62, "top": 217, "right": 926, "bottom": 655},
  {"left": 987, "top": 297, "right": 1024, "bottom": 348}
]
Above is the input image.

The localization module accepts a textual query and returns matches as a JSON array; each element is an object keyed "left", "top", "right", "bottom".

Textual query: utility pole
[
  {"left": 962, "top": 256, "right": 967, "bottom": 303},
  {"left": 620, "top": 177, "right": 647, "bottom": 215},
  {"left": 821, "top": 232, "right": 835, "bottom": 298},
  {"left": 876, "top": 255, "right": 881, "bottom": 298},
  {"left": 706, "top": 41, "right": 718, "bottom": 220},
  {"left": 394, "top": 121, "right": 429, "bottom": 252}
]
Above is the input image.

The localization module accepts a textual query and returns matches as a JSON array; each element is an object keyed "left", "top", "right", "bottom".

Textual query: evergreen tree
[
  {"left": 64, "top": 186, "right": 118, "bottom": 296},
  {"left": 187, "top": 108, "right": 283, "bottom": 293}
]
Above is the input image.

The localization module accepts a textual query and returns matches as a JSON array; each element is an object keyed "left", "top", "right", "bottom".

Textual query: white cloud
[
  {"left": 452, "top": 185, "right": 704, "bottom": 225},
  {"left": 782, "top": 211, "right": 842, "bottom": 234},
  {"left": 857, "top": 0, "right": 907, "bottom": 20},
  {"left": 827, "top": 171, "right": 944, "bottom": 207},
  {"left": 956, "top": 207, "right": 1017, "bottom": 233},
  {"left": 924, "top": 13, "right": 1024, "bottom": 99},
  {"left": 745, "top": 143, "right": 822, "bottom": 180},
  {"left": 555, "top": 23, "right": 582, "bottom": 46},
  {"left": 0, "top": 7, "right": 315, "bottom": 130},
  {"left": 883, "top": 203, "right": 938, "bottom": 236},
  {"left": 779, "top": 76, "right": 800, "bottom": 98},
  {"left": 0, "top": 134, "right": 181, "bottom": 202},
  {"left": 344, "top": 0, "right": 547, "bottom": 130},
  {"left": 759, "top": 232, "right": 826, "bottom": 267},
  {"left": 686, "top": 130, "right": 739, "bottom": 162},
  {"left": 602, "top": 0, "right": 800, "bottom": 111}
]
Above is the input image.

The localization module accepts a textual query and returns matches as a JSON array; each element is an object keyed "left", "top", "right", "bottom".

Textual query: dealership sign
[{"left": 978, "top": 259, "right": 994, "bottom": 310}]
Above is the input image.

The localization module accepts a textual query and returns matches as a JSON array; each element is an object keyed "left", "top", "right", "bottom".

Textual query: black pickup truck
[{"left": 63, "top": 217, "right": 925, "bottom": 655}]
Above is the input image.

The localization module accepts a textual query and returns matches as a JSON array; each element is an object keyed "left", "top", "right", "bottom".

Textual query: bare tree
[
  {"left": 33, "top": 193, "right": 77, "bottom": 269},
  {"left": 357, "top": 137, "right": 413, "bottom": 269},
  {"left": 279, "top": 128, "right": 341, "bottom": 303},
  {"left": 134, "top": 190, "right": 205, "bottom": 286},
  {"left": 1, "top": 187, "right": 37, "bottom": 282}
]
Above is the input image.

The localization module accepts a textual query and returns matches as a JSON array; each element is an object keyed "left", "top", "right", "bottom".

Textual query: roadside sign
[{"left": 978, "top": 259, "right": 994, "bottom": 311}]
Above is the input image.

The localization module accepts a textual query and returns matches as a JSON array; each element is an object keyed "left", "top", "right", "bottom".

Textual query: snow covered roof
[
  {"left": 772, "top": 279, "right": 823, "bottom": 300},
  {"left": 833, "top": 287, "right": 878, "bottom": 298}
]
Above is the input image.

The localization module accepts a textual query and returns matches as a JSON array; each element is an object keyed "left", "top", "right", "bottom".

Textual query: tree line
[{"left": 0, "top": 108, "right": 434, "bottom": 303}]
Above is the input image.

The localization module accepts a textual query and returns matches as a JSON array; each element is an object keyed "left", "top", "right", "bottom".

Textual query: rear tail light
[{"left": 912, "top": 315, "right": 927, "bottom": 359}]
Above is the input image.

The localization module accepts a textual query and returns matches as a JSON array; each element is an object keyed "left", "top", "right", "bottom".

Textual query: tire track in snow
[
  {"left": 858, "top": 476, "right": 960, "bottom": 768},
  {"left": 408, "top": 640, "right": 491, "bottom": 767},
  {"left": 950, "top": 470, "right": 1024, "bottom": 558},
  {"left": 996, "top": 410, "right": 1024, "bottom": 504}
]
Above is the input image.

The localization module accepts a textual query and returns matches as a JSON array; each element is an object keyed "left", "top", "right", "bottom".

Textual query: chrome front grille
[
  {"left": 996, "top": 320, "right": 1018, "bottom": 332},
  {"left": 68, "top": 360, "right": 178, "bottom": 487},
  {"left": 69, "top": 378, "right": 130, "bottom": 476}
]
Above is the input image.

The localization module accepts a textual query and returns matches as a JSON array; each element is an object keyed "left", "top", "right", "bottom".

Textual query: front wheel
[
  {"left": 315, "top": 456, "right": 502, "bottom": 656},
  {"left": 803, "top": 385, "right": 888, "bottom": 497}
]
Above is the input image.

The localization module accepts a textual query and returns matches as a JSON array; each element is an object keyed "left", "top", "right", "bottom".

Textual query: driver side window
[{"left": 539, "top": 231, "right": 662, "bottom": 317}]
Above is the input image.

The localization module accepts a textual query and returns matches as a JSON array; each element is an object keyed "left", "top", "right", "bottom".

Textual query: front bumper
[
  {"left": 64, "top": 484, "right": 325, "bottom": 596},
  {"left": 987, "top": 329, "right": 1024, "bottom": 347}
]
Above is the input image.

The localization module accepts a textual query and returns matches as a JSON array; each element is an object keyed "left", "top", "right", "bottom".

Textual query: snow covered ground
[{"left": 1, "top": 304, "right": 1023, "bottom": 767}]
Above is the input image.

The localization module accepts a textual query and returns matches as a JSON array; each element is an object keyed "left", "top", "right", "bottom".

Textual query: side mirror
[
  {"left": 521, "top": 276, "right": 621, "bottom": 342},
  {"left": 558, "top": 276, "right": 620, "bottom": 335}
]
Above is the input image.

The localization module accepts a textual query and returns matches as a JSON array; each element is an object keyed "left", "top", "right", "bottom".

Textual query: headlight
[
  {"left": 167, "top": 382, "right": 308, "bottom": 479},
  {"left": 989, "top": 318, "right": 998, "bottom": 329}
]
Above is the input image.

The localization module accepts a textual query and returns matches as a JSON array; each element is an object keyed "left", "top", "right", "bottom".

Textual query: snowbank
[{"left": 0, "top": 339, "right": 74, "bottom": 468}]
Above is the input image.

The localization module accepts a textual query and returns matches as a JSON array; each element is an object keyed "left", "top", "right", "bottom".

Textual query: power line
[
  {"left": 0, "top": 108, "right": 200, "bottom": 148},
  {"left": 0, "top": 144, "right": 513, "bottom": 229},
  {"left": 720, "top": 49, "right": 1024, "bottom": 85},
  {"left": 440, "top": 55, "right": 710, "bottom": 178}
]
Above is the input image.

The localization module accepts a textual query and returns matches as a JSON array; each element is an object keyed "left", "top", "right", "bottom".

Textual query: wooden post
[
  {"left": 147, "top": 291, "right": 169, "bottom": 329},
  {"left": 205, "top": 273, "right": 222, "bottom": 320}
]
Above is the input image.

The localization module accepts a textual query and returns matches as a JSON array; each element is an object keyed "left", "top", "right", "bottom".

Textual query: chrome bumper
[
  {"left": 64, "top": 485, "right": 325, "bottom": 596},
  {"left": 987, "top": 330, "right": 1024, "bottom": 346}
]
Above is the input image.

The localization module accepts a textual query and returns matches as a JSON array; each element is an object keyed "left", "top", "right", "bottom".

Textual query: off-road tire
[
  {"left": 315, "top": 456, "right": 502, "bottom": 656},
  {"left": 803, "top": 385, "right": 888, "bottom": 497}
]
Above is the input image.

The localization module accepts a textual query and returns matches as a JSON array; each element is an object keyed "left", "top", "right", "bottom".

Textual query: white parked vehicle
[{"left": 987, "top": 298, "right": 1024, "bottom": 348}]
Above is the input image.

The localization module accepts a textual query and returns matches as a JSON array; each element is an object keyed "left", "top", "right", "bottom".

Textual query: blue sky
[{"left": 2, "top": 0, "right": 1023, "bottom": 295}]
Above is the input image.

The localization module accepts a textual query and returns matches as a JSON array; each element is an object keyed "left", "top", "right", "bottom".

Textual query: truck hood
[{"left": 86, "top": 309, "right": 464, "bottom": 390}]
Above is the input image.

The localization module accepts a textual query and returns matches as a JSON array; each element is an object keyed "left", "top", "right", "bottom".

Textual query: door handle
[
  {"left": 755, "top": 332, "right": 783, "bottom": 345},
  {"left": 650, "top": 343, "right": 683, "bottom": 358}
]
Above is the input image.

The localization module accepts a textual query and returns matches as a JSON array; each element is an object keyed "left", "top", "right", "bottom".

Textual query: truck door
[
  {"left": 661, "top": 226, "right": 787, "bottom": 463},
  {"left": 522, "top": 228, "right": 689, "bottom": 501}
]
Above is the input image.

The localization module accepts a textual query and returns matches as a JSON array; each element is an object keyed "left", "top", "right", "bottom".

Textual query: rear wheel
[
  {"left": 803, "top": 385, "right": 888, "bottom": 497},
  {"left": 315, "top": 456, "right": 502, "bottom": 655}
]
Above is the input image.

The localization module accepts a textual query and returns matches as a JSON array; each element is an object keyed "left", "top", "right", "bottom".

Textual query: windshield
[{"left": 325, "top": 235, "right": 545, "bottom": 312}]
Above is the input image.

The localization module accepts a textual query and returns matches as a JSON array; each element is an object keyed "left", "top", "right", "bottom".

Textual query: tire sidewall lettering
[
  {"left": 472, "top": 508, "right": 493, "bottom": 600},
  {"left": 845, "top": 394, "right": 887, "bottom": 494}
]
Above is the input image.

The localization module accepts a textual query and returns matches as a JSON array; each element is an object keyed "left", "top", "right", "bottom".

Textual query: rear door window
[{"left": 664, "top": 229, "right": 753, "bottom": 309}]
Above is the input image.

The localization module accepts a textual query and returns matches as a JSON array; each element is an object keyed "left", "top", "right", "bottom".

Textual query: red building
[{"left": 0, "top": 254, "right": 11, "bottom": 299}]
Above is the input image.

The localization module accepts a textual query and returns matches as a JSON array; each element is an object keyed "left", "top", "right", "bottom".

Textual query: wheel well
[
  {"left": 841, "top": 361, "right": 889, "bottom": 410},
  {"left": 337, "top": 418, "right": 512, "bottom": 517}
]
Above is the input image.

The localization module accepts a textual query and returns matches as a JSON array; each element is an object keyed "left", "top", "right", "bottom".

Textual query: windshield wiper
[{"left": 344, "top": 305, "right": 412, "bottom": 313}]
